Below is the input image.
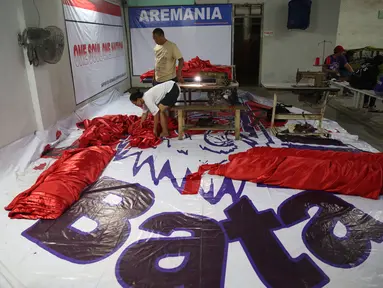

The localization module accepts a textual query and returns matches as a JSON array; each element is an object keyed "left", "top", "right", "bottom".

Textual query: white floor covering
[{"left": 0, "top": 89, "right": 382, "bottom": 288}]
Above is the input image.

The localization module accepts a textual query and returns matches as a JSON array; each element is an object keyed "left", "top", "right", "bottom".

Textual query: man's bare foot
[{"left": 160, "top": 131, "right": 170, "bottom": 138}]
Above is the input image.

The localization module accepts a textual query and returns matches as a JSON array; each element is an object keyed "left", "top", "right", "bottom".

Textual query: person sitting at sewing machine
[
  {"left": 323, "top": 45, "right": 354, "bottom": 80},
  {"left": 130, "top": 80, "right": 180, "bottom": 137}
]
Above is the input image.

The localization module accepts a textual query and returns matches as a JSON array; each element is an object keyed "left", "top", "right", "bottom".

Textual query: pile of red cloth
[
  {"left": 42, "top": 113, "right": 197, "bottom": 158},
  {"left": 182, "top": 147, "right": 383, "bottom": 200},
  {"left": 140, "top": 56, "right": 233, "bottom": 82},
  {"left": 126, "top": 115, "right": 178, "bottom": 148},
  {"left": 76, "top": 114, "right": 178, "bottom": 149},
  {"left": 7, "top": 114, "right": 178, "bottom": 220},
  {"left": 77, "top": 115, "right": 134, "bottom": 148},
  {"left": 5, "top": 146, "right": 115, "bottom": 219}
]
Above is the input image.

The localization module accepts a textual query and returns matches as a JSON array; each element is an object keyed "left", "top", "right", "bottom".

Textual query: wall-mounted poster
[
  {"left": 63, "top": 0, "right": 128, "bottom": 104},
  {"left": 128, "top": 4, "right": 232, "bottom": 76}
]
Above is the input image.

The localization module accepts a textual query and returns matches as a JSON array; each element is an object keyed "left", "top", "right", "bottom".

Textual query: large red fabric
[
  {"left": 126, "top": 115, "right": 177, "bottom": 148},
  {"left": 76, "top": 114, "right": 201, "bottom": 149},
  {"left": 140, "top": 56, "right": 233, "bottom": 82},
  {"left": 229, "top": 147, "right": 383, "bottom": 165},
  {"left": 182, "top": 147, "right": 383, "bottom": 200},
  {"left": 5, "top": 146, "right": 115, "bottom": 219},
  {"left": 76, "top": 114, "right": 178, "bottom": 149},
  {"left": 11, "top": 114, "right": 177, "bottom": 220},
  {"left": 42, "top": 114, "right": 205, "bottom": 158},
  {"left": 77, "top": 115, "right": 134, "bottom": 148}
]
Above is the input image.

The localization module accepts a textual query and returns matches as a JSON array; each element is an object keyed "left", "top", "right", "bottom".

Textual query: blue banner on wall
[{"left": 128, "top": 4, "right": 232, "bottom": 28}]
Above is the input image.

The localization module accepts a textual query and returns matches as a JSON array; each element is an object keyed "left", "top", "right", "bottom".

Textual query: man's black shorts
[
  {"left": 153, "top": 77, "right": 177, "bottom": 86},
  {"left": 159, "top": 83, "right": 180, "bottom": 107}
]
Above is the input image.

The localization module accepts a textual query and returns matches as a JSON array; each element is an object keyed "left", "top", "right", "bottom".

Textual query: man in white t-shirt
[{"left": 130, "top": 80, "right": 180, "bottom": 137}]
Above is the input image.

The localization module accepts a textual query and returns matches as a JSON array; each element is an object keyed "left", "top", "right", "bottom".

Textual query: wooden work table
[
  {"left": 262, "top": 83, "right": 340, "bottom": 136},
  {"left": 173, "top": 103, "right": 246, "bottom": 140},
  {"left": 179, "top": 82, "right": 239, "bottom": 105},
  {"left": 262, "top": 83, "right": 340, "bottom": 93}
]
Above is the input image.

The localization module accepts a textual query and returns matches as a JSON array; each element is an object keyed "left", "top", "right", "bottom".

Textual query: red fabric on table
[
  {"left": 140, "top": 56, "right": 233, "bottom": 82},
  {"left": 5, "top": 146, "right": 115, "bottom": 220},
  {"left": 182, "top": 147, "right": 383, "bottom": 200}
]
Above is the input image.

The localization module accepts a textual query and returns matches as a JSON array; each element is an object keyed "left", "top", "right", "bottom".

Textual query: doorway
[{"left": 233, "top": 5, "right": 262, "bottom": 86}]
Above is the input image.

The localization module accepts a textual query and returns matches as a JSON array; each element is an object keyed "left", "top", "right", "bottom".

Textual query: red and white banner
[{"left": 62, "top": 0, "right": 127, "bottom": 104}]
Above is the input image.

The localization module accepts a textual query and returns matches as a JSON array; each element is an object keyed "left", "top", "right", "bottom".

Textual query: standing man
[{"left": 152, "top": 28, "right": 184, "bottom": 86}]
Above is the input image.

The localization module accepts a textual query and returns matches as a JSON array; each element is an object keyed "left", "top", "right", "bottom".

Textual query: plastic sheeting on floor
[{"left": 0, "top": 89, "right": 382, "bottom": 288}]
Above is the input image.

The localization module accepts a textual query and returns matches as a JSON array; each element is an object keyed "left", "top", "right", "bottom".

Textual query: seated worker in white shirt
[{"left": 130, "top": 80, "right": 180, "bottom": 137}]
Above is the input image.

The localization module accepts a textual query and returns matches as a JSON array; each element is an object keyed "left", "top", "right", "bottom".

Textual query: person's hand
[{"left": 177, "top": 74, "right": 185, "bottom": 83}]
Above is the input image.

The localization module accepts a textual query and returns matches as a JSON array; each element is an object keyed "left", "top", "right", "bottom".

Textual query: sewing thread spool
[{"left": 314, "top": 57, "right": 321, "bottom": 66}]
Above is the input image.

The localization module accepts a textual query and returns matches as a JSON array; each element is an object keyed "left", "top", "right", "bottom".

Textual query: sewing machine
[
  {"left": 294, "top": 70, "right": 330, "bottom": 104},
  {"left": 199, "top": 71, "right": 230, "bottom": 86},
  {"left": 196, "top": 70, "right": 238, "bottom": 105},
  {"left": 295, "top": 69, "right": 328, "bottom": 87}
]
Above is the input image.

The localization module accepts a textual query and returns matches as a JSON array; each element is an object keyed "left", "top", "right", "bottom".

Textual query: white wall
[
  {"left": 199, "top": 0, "right": 342, "bottom": 83},
  {"left": 129, "top": 0, "right": 341, "bottom": 85},
  {"left": 0, "top": 0, "right": 37, "bottom": 148},
  {"left": 22, "top": 0, "right": 77, "bottom": 129},
  {"left": 261, "top": 0, "right": 341, "bottom": 83},
  {"left": 0, "top": 0, "right": 131, "bottom": 149},
  {"left": 337, "top": 0, "right": 383, "bottom": 49},
  {"left": 22, "top": 0, "right": 130, "bottom": 128}
]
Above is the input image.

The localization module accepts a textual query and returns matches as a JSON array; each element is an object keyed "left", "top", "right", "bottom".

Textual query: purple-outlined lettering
[
  {"left": 22, "top": 177, "right": 155, "bottom": 264},
  {"left": 116, "top": 212, "right": 227, "bottom": 288},
  {"left": 278, "top": 190, "right": 383, "bottom": 268},
  {"left": 113, "top": 148, "right": 246, "bottom": 205},
  {"left": 222, "top": 196, "right": 329, "bottom": 288}
]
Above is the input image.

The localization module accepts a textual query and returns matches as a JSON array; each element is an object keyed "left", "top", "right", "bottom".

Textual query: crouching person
[{"left": 130, "top": 80, "right": 180, "bottom": 137}]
